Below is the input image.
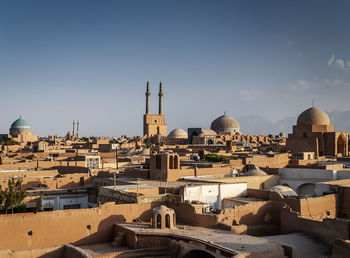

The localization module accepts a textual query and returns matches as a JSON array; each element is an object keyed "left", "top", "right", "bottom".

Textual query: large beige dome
[
  {"left": 168, "top": 129, "right": 188, "bottom": 139},
  {"left": 211, "top": 113, "right": 240, "bottom": 133},
  {"left": 297, "top": 107, "right": 330, "bottom": 126}
]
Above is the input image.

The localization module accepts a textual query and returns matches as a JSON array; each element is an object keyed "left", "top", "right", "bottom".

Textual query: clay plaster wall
[
  {"left": 245, "top": 153, "right": 289, "bottom": 168},
  {"left": 247, "top": 188, "right": 338, "bottom": 220},
  {"left": 0, "top": 202, "right": 160, "bottom": 251}
]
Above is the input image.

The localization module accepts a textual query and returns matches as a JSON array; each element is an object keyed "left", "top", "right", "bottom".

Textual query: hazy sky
[{"left": 1, "top": 0, "right": 350, "bottom": 137}]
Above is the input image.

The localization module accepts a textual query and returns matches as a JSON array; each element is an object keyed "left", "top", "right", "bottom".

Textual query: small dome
[
  {"left": 10, "top": 117, "right": 31, "bottom": 134},
  {"left": 153, "top": 205, "right": 174, "bottom": 213},
  {"left": 268, "top": 185, "right": 298, "bottom": 197},
  {"left": 242, "top": 166, "right": 267, "bottom": 176},
  {"left": 211, "top": 113, "right": 240, "bottom": 133},
  {"left": 66, "top": 131, "right": 73, "bottom": 138},
  {"left": 297, "top": 107, "right": 330, "bottom": 126},
  {"left": 168, "top": 129, "right": 188, "bottom": 139}
]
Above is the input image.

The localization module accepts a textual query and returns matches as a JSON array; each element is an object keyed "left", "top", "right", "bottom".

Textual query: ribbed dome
[
  {"left": 10, "top": 118, "right": 31, "bottom": 134},
  {"left": 168, "top": 129, "right": 188, "bottom": 139},
  {"left": 297, "top": 107, "right": 330, "bottom": 126},
  {"left": 210, "top": 113, "right": 240, "bottom": 133}
]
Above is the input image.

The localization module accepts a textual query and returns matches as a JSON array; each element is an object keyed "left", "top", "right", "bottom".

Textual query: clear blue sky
[{"left": 1, "top": 0, "right": 350, "bottom": 137}]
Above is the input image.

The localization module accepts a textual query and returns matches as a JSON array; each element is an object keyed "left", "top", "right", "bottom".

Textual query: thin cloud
[
  {"left": 240, "top": 90, "right": 264, "bottom": 101},
  {"left": 289, "top": 80, "right": 312, "bottom": 91},
  {"left": 328, "top": 54, "right": 335, "bottom": 67},
  {"left": 328, "top": 54, "right": 350, "bottom": 71}
]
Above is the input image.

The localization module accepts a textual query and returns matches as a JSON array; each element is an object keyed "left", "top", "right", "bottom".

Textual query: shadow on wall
[
  {"left": 72, "top": 208, "right": 153, "bottom": 247},
  {"left": 72, "top": 215, "right": 126, "bottom": 246},
  {"left": 238, "top": 202, "right": 283, "bottom": 227},
  {"left": 38, "top": 246, "right": 64, "bottom": 258}
]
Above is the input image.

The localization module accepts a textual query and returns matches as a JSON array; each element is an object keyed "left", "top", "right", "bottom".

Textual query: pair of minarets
[
  {"left": 145, "top": 81, "right": 163, "bottom": 115},
  {"left": 72, "top": 120, "right": 80, "bottom": 139}
]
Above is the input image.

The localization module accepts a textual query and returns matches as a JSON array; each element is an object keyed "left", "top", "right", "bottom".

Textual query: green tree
[{"left": 3, "top": 178, "right": 26, "bottom": 214}]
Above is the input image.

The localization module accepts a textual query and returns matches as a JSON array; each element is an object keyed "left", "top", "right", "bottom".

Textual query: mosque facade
[{"left": 286, "top": 107, "right": 348, "bottom": 157}]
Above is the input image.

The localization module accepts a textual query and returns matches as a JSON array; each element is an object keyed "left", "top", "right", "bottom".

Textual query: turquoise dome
[{"left": 10, "top": 118, "right": 31, "bottom": 134}]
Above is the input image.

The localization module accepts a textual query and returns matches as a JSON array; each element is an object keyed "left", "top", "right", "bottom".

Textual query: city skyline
[{"left": 1, "top": 0, "right": 350, "bottom": 136}]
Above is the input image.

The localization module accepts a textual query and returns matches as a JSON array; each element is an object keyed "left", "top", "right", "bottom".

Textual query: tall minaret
[
  {"left": 145, "top": 81, "right": 151, "bottom": 114},
  {"left": 73, "top": 120, "right": 75, "bottom": 135},
  {"left": 158, "top": 81, "right": 163, "bottom": 115},
  {"left": 77, "top": 120, "right": 79, "bottom": 134}
]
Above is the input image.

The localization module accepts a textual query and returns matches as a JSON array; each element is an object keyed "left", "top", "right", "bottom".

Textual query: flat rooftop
[{"left": 117, "top": 223, "right": 287, "bottom": 257}]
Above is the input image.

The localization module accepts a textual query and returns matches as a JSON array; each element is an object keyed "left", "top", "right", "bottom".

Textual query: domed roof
[
  {"left": 268, "top": 185, "right": 298, "bottom": 197},
  {"left": 242, "top": 166, "right": 267, "bottom": 176},
  {"left": 66, "top": 131, "right": 73, "bottom": 138},
  {"left": 168, "top": 129, "right": 188, "bottom": 139},
  {"left": 211, "top": 113, "right": 240, "bottom": 133},
  {"left": 297, "top": 107, "right": 330, "bottom": 126},
  {"left": 10, "top": 117, "right": 31, "bottom": 133}
]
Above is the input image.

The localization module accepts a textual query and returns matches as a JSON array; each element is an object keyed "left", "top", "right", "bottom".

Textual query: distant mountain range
[{"left": 237, "top": 110, "right": 350, "bottom": 135}]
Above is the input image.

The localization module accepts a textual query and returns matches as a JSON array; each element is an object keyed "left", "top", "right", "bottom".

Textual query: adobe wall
[
  {"left": 0, "top": 245, "right": 64, "bottom": 258},
  {"left": 165, "top": 202, "right": 219, "bottom": 227},
  {"left": 193, "top": 175, "right": 279, "bottom": 189},
  {"left": 0, "top": 173, "right": 90, "bottom": 190},
  {"left": 0, "top": 202, "right": 160, "bottom": 251},
  {"left": 0, "top": 169, "right": 59, "bottom": 178},
  {"left": 246, "top": 188, "right": 338, "bottom": 220},
  {"left": 280, "top": 207, "right": 350, "bottom": 247},
  {"left": 286, "top": 137, "right": 318, "bottom": 156},
  {"left": 245, "top": 153, "right": 289, "bottom": 168},
  {"left": 218, "top": 201, "right": 283, "bottom": 227}
]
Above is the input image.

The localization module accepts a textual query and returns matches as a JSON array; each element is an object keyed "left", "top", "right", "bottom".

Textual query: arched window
[
  {"left": 165, "top": 214, "right": 170, "bottom": 228},
  {"left": 156, "top": 214, "right": 162, "bottom": 229},
  {"left": 169, "top": 155, "right": 174, "bottom": 169},
  {"left": 337, "top": 135, "right": 346, "bottom": 156},
  {"left": 156, "top": 155, "right": 161, "bottom": 169},
  {"left": 174, "top": 155, "right": 179, "bottom": 169}
]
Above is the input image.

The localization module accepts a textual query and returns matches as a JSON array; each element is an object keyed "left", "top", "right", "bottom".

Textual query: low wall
[
  {"left": 247, "top": 188, "right": 338, "bottom": 220},
  {"left": 0, "top": 202, "right": 160, "bottom": 251},
  {"left": 281, "top": 207, "right": 350, "bottom": 247}
]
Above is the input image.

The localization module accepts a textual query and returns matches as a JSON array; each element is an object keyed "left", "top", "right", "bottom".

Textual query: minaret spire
[
  {"left": 73, "top": 120, "right": 75, "bottom": 135},
  {"left": 145, "top": 81, "right": 150, "bottom": 114},
  {"left": 158, "top": 81, "right": 163, "bottom": 115}
]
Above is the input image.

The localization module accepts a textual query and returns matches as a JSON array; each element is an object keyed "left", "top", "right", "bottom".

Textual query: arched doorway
[
  {"left": 183, "top": 250, "right": 215, "bottom": 258},
  {"left": 337, "top": 135, "right": 346, "bottom": 156},
  {"left": 297, "top": 183, "right": 315, "bottom": 197}
]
